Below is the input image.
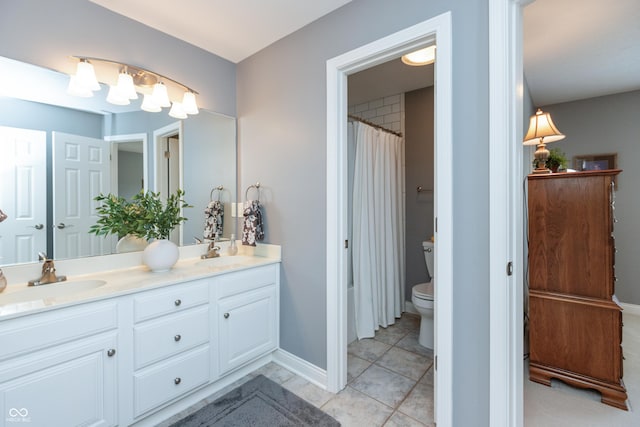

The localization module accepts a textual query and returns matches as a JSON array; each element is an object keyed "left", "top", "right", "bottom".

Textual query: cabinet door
[
  {"left": 0, "top": 334, "right": 117, "bottom": 427},
  {"left": 218, "top": 285, "right": 277, "bottom": 374}
]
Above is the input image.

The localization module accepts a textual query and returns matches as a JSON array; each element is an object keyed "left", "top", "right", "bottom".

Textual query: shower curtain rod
[{"left": 348, "top": 114, "right": 403, "bottom": 138}]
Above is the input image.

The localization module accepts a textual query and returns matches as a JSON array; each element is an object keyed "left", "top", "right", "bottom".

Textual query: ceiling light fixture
[
  {"left": 401, "top": 45, "right": 436, "bottom": 66},
  {"left": 67, "top": 56, "right": 199, "bottom": 118}
]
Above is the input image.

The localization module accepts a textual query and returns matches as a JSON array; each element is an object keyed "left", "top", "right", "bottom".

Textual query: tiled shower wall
[{"left": 348, "top": 93, "right": 405, "bottom": 134}]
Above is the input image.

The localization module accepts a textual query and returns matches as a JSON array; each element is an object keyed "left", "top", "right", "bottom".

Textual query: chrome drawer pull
[
  {"left": 224, "top": 312, "right": 230, "bottom": 319},
  {"left": 174, "top": 299, "right": 182, "bottom": 306},
  {"left": 107, "top": 349, "right": 116, "bottom": 357},
  {"left": 174, "top": 377, "right": 181, "bottom": 385},
  {"left": 174, "top": 334, "right": 181, "bottom": 342}
]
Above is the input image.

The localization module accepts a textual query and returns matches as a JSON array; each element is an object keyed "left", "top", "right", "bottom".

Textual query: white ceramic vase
[
  {"left": 116, "top": 235, "right": 148, "bottom": 253},
  {"left": 142, "top": 239, "right": 179, "bottom": 272}
]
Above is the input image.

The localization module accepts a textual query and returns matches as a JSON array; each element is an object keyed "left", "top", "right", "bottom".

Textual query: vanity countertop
[{"left": 0, "top": 243, "right": 281, "bottom": 319}]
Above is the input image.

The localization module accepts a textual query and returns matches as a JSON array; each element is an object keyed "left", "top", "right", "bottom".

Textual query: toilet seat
[{"left": 413, "top": 282, "right": 434, "bottom": 300}]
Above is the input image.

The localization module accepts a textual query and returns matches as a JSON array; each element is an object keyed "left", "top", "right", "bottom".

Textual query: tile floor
[
  {"left": 255, "top": 313, "right": 434, "bottom": 427},
  {"left": 163, "top": 312, "right": 640, "bottom": 426}
]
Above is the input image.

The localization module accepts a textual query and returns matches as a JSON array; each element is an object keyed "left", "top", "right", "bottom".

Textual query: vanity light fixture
[
  {"left": 168, "top": 102, "right": 188, "bottom": 119},
  {"left": 401, "top": 45, "right": 436, "bottom": 66},
  {"left": 67, "top": 56, "right": 199, "bottom": 117},
  {"left": 523, "top": 108, "right": 566, "bottom": 174},
  {"left": 140, "top": 93, "right": 161, "bottom": 112},
  {"left": 151, "top": 82, "right": 171, "bottom": 108}
]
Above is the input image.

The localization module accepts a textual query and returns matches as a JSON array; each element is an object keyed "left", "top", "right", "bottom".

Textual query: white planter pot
[
  {"left": 116, "top": 235, "right": 148, "bottom": 253},
  {"left": 142, "top": 239, "right": 179, "bottom": 272}
]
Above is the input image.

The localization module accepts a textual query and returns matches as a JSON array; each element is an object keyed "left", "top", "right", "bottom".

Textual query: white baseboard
[
  {"left": 273, "top": 348, "right": 328, "bottom": 390},
  {"left": 620, "top": 302, "right": 640, "bottom": 316}
]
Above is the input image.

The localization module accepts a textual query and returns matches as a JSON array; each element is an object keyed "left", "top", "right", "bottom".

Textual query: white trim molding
[
  {"left": 273, "top": 348, "right": 328, "bottom": 390},
  {"left": 104, "top": 133, "right": 149, "bottom": 193},
  {"left": 326, "top": 13, "right": 453, "bottom": 426},
  {"left": 489, "top": 1, "right": 528, "bottom": 426}
]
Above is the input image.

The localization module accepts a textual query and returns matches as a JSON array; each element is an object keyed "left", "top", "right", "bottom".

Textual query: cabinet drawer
[
  {"left": 134, "top": 346, "right": 210, "bottom": 417},
  {"left": 0, "top": 301, "right": 117, "bottom": 361},
  {"left": 134, "top": 279, "right": 209, "bottom": 322},
  {"left": 217, "top": 264, "right": 277, "bottom": 298},
  {"left": 134, "top": 306, "right": 209, "bottom": 369}
]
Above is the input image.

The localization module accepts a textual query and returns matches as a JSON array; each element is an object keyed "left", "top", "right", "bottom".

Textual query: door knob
[
  {"left": 30, "top": 224, "right": 44, "bottom": 230},
  {"left": 107, "top": 349, "right": 116, "bottom": 357},
  {"left": 54, "top": 223, "right": 73, "bottom": 229},
  {"left": 174, "top": 334, "right": 181, "bottom": 342},
  {"left": 174, "top": 377, "right": 182, "bottom": 385},
  {"left": 223, "top": 312, "right": 230, "bottom": 319}
]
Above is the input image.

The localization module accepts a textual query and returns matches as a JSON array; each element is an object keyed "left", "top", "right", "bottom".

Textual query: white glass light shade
[
  {"left": 182, "top": 91, "right": 199, "bottom": 115},
  {"left": 67, "top": 75, "right": 93, "bottom": 97},
  {"left": 151, "top": 82, "right": 171, "bottom": 108},
  {"left": 401, "top": 45, "right": 436, "bottom": 66},
  {"left": 75, "top": 60, "right": 101, "bottom": 91},
  {"left": 141, "top": 94, "right": 161, "bottom": 112},
  {"left": 169, "top": 102, "right": 187, "bottom": 119},
  {"left": 116, "top": 72, "right": 138, "bottom": 100},
  {"left": 523, "top": 109, "right": 565, "bottom": 145},
  {"left": 106, "top": 85, "right": 130, "bottom": 105}
]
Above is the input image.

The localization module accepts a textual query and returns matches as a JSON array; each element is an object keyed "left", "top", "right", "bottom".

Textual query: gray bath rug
[{"left": 168, "top": 374, "right": 340, "bottom": 426}]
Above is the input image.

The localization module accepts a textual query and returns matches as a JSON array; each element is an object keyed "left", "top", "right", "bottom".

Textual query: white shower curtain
[{"left": 351, "top": 121, "right": 405, "bottom": 339}]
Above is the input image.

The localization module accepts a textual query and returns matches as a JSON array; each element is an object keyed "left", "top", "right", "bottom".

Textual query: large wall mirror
[{"left": 0, "top": 56, "right": 237, "bottom": 267}]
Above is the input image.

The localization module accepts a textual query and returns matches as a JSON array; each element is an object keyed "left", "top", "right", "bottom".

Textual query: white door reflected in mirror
[{"left": 0, "top": 126, "right": 47, "bottom": 264}]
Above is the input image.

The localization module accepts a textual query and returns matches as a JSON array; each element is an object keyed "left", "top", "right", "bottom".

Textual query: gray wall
[
  {"left": 540, "top": 90, "right": 640, "bottom": 304},
  {"left": 117, "top": 151, "right": 143, "bottom": 200},
  {"left": 0, "top": 0, "right": 236, "bottom": 117},
  {"left": 405, "top": 87, "right": 435, "bottom": 298},
  {"left": 182, "top": 112, "right": 237, "bottom": 241},
  {"left": 237, "top": 0, "right": 491, "bottom": 424}
]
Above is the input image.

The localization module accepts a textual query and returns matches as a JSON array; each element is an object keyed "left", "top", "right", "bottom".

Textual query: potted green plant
[
  {"left": 90, "top": 189, "right": 191, "bottom": 271},
  {"left": 533, "top": 147, "right": 568, "bottom": 173},
  {"left": 90, "top": 193, "right": 149, "bottom": 253}
]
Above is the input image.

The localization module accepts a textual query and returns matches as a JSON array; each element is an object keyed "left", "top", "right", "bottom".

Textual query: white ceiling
[
  {"left": 72, "top": 1, "right": 640, "bottom": 108},
  {"left": 524, "top": 0, "right": 640, "bottom": 106},
  {"left": 89, "top": 0, "right": 353, "bottom": 63}
]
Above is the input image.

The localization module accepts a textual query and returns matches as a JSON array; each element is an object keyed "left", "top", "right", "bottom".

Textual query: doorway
[
  {"left": 326, "top": 13, "right": 453, "bottom": 426},
  {"left": 106, "top": 132, "right": 148, "bottom": 199},
  {"left": 153, "top": 121, "right": 183, "bottom": 245}
]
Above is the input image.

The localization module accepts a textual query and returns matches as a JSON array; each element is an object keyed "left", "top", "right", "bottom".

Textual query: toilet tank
[{"left": 422, "top": 240, "right": 435, "bottom": 278}]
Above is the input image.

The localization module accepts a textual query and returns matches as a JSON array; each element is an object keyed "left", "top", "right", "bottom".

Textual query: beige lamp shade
[{"left": 523, "top": 108, "right": 565, "bottom": 145}]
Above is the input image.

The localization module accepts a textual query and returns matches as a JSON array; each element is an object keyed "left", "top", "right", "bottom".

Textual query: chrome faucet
[
  {"left": 28, "top": 252, "right": 67, "bottom": 286},
  {"left": 201, "top": 241, "right": 221, "bottom": 259},
  {"left": 0, "top": 268, "right": 6, "bottom": 293}
]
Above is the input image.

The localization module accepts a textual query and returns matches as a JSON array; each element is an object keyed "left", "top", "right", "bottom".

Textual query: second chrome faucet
[{"left": 28, "top": 252, "right": 67, "bottom": 286}]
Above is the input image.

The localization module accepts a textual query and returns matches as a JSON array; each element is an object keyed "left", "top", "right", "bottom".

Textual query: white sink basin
[
  {"left": 0, "top": 279, "right": 107, "bottom": 305},
  {"left": 196, "top": 255, "right": 256, "bottom": 268}
]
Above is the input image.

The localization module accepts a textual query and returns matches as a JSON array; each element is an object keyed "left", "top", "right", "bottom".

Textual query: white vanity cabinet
[
  {"left": 131, "top": 279, "right": 212, "bottom": 418},
  {"left": 217, "top": 264, "right": 279, "bottom": 375},
  {"left": 0, "top": 257, "right": 281, "bottom": 427},
  {"left": 0, "top": 301, "right": 118, "bottom": 427}
]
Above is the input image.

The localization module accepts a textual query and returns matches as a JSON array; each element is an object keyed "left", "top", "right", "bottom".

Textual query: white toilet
[{"left": 412, "top": 240, "right": 435, "bottom": 349}]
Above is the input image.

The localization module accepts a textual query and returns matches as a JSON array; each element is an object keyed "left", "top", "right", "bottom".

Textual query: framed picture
[
  {"left": 573, "top": 153, "right": 618, "bottom": 188},
  {"left": 573, "top": 153, "right": 617, "bottom": 172}
]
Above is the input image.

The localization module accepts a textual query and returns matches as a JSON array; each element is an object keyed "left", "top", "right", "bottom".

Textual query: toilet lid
[{"left": 414, "top": 282, "right": 434, "bottom": 299}]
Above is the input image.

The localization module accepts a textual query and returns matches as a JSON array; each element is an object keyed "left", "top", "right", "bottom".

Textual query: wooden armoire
[{"left": 527, "top": 169, "right": 627, "bottom": 410}]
